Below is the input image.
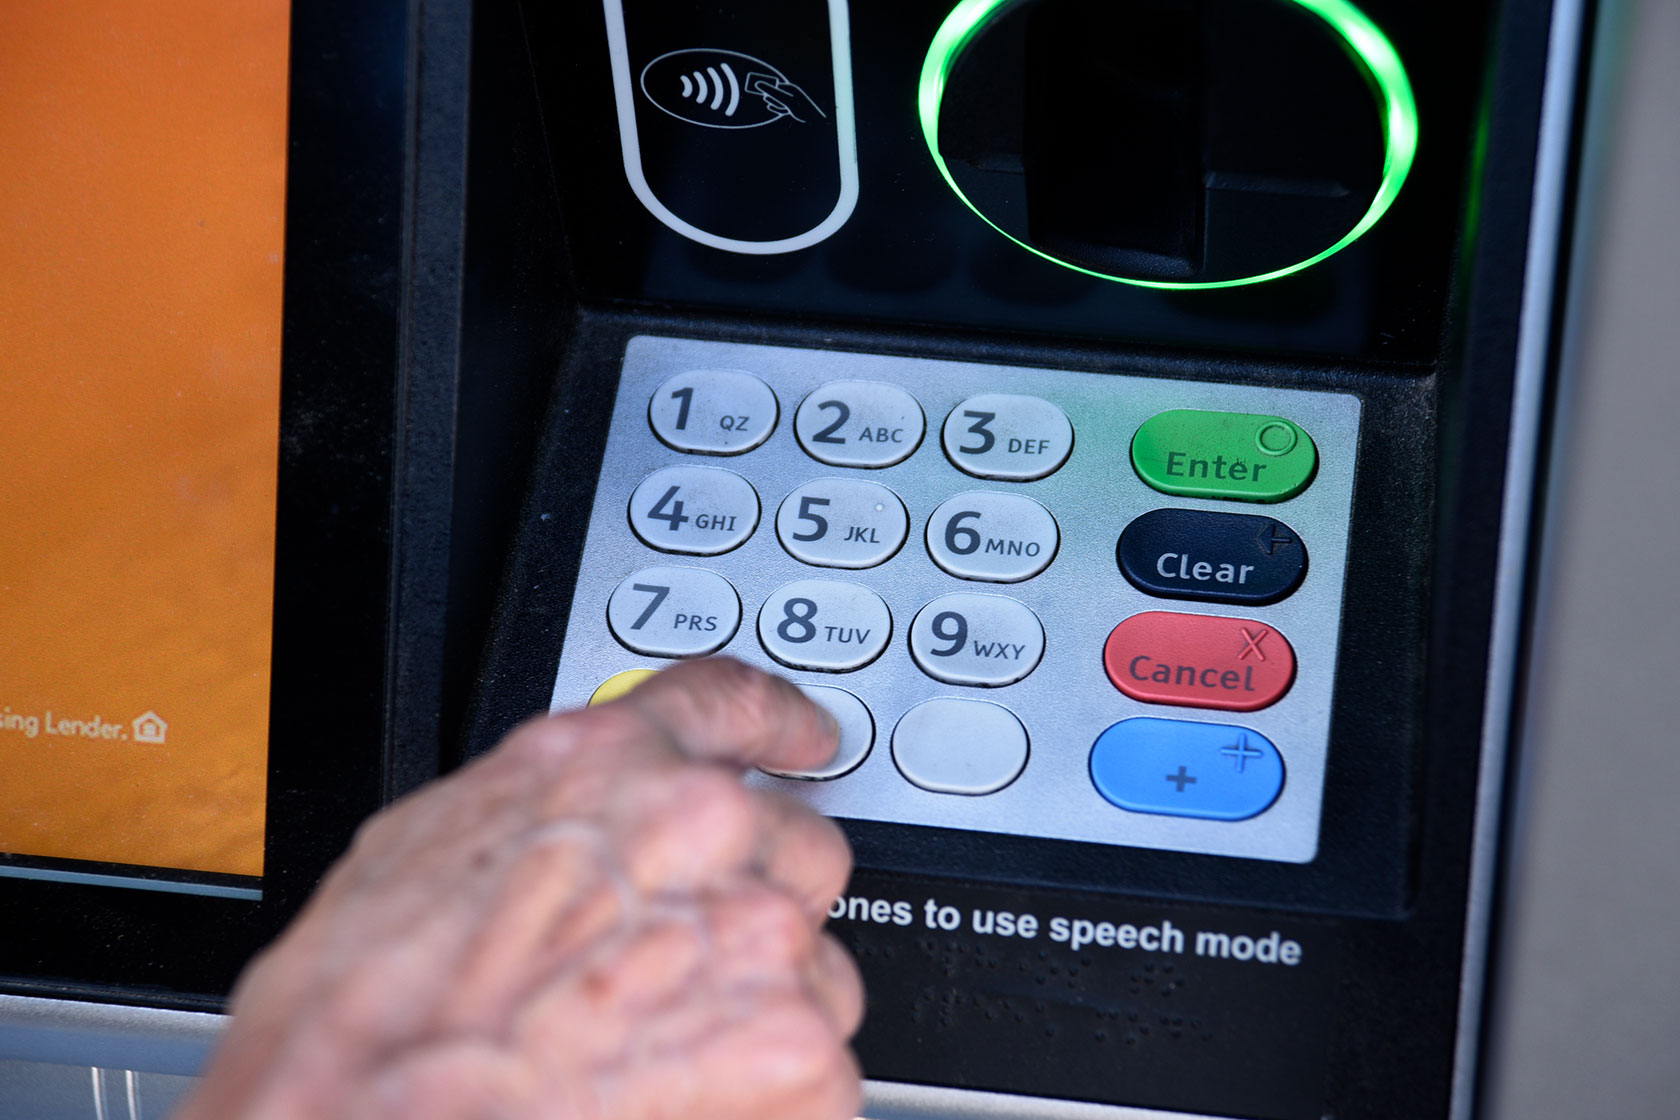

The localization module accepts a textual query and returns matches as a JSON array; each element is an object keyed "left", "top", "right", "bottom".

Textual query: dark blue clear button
[{"left": 1090, "top": 718, "right": 1284, "bottom": 821}]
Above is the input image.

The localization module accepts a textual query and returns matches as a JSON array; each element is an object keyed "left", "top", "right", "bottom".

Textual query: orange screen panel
[{"left": 0, "top": 0, "right": 291, "bottom": 878}]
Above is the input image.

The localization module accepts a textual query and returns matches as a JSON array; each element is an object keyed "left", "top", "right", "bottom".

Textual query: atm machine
[{"left": 1, "top": 0, "right": 1676, "bottom": 1117}]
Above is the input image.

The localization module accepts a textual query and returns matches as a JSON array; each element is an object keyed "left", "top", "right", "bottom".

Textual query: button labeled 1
[
  {"left": 607, "top": 566, "right": 741, "bottom": 657},
  {"left": 942, "top": 394, "right": 1073, "bottom": 481},
  {"left": 758, "top": 579, "right": 892, "bottom": 671},
  {"left": 628, "top": 466, "right": 759, "bottom": 555},
  {"left": 925, "top": 491, "right": 1059, "bottom": 581},
  {"left": 761, "top": 685, "right": 874, "bottom": 780},
  {"left": 776, "top": 478, "right": 909, "bottom": 569},
  {"left": 794, "top": 381, "right": 925, "bottom": 468},
  {"left": 648, "top": 369, "right": 778, "bottom": 454},
  {"left": 909, "top": 593, "right": 1044, "bottom": 686}
]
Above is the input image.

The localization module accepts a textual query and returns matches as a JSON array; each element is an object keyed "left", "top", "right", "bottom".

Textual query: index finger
[{"left": 621, "top": 658, "right": 840, "bottom": 772}]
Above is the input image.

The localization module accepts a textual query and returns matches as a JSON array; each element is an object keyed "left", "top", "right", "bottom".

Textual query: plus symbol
[
  {"left": 1221, "top": 734, "right": 1265, "bottom": 773},
  {"left": 1165, "top": 765, "right": 1198, "bottom": 793}
]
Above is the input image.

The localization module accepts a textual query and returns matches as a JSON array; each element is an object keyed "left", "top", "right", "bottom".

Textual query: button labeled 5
[{"left": 776, "top": 478, "right": 909, "bottom": 569}]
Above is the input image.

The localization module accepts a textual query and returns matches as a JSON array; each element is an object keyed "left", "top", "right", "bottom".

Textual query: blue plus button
[{"left": 1090, "top": 718, "right": 1284, "bottom": 821}]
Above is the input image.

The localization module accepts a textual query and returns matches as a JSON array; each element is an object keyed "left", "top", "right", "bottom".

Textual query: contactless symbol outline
[
  {"left": 917, "top": 0, "right": 1420, "bottom": 290},
  {"left": 640, "top": 48, "right": 828, "bottom": 130}
]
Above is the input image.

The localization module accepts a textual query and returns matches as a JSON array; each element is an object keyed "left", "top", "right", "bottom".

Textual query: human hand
[{"left": 179, "top": 659, "right": 863, "bottom": 1120}]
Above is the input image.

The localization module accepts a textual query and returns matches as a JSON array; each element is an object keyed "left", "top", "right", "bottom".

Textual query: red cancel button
[{"left": 1104, "top": 611, "right": 1296, "bottom": 711}]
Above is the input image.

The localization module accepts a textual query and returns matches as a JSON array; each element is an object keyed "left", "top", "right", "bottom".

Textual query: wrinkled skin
[{"left": 180, "top": 659, "right": 863, "bottom": 1120}]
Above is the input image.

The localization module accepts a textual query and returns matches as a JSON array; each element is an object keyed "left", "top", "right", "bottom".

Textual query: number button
[
  {"left": 892, "top": 698, "right": 1029, "bottom": 795},
  {"left": 942, "top": 394, "right": 1073, "bottom": 480},
  {"left": 758, "top": 579, "right": 892, "bottom": 671},
  {"left": 775, "top": 479, "right": 909, "bottom": 569},
  {"left": 794, "top": 381, "right": 925, "bottom": 468},
  {"left": 908, "top": 593, "right": 1045, "bottom": 686},
  {"left": 628, "top": 466, "right": 759, "bottom": 555},
  {"left": 648, "top": 370, "right": 778, "bottom": 455},
  {"left": 760, "top": 685, "right": 875, "bottom": 780},
  {"left": 607, "top": 566, "right": 741, "bottom": 657},
  {"left": 925, "top": 491, "right": 1059, "bottom": 582}
]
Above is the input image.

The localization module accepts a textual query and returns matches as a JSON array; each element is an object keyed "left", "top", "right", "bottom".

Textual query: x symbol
[{"left": 1237, "top": 627, "right": 1269, "bottom": 661}]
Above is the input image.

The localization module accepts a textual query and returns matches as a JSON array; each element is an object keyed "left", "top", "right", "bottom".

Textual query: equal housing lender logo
[{"left": 0, "top": 705, "right": 167, "bottom": 744}]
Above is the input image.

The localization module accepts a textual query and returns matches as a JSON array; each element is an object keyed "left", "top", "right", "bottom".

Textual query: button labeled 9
[{"left": 909, "top": 592, "right": 1044, "bottom": 686}]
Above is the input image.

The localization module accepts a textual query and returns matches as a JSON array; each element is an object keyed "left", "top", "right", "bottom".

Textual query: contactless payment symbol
[{"left": 640, "top": 49, "right": 826, "bottom": 129}]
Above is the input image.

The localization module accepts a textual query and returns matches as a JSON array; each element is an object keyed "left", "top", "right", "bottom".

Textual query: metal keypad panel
[{"left": 549, "top": 336, "right": 1361, "bottom": 863}]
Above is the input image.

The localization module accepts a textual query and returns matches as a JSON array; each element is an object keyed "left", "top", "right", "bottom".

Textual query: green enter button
[{"left": 1131, "top": 410, "right": 1317, "bottom": 502}]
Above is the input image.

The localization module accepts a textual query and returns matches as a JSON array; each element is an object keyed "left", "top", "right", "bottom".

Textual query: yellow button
[{"left": 588, "top": 669, "right": 659, "bottom": 706}]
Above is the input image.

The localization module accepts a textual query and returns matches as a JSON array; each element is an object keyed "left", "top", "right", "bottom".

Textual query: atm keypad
[{"left": 552, "top": 337, "right": 1361, "bottom": 864}]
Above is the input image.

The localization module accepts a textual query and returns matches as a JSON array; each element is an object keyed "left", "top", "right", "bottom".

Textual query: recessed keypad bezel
[{"left": 549, "top": 336, "right": 1362, "bottom": 863}]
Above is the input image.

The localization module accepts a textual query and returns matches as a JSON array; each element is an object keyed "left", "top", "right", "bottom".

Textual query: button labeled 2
[
  {"left": 794, "top": 381, "right": 924, "bottom": 468},
  {"left": 1104, "top": 611, "right": 1296, "bottom": 711},
  {"left": 1090, "top": 718, "right": 1284, "bottom": 821}
]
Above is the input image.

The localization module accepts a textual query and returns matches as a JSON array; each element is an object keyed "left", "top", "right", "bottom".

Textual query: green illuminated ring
[{"left": 918, "top": 0, "right": 1420, "bottom": 290}]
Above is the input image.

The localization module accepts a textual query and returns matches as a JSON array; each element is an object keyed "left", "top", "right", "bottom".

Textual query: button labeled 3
[
  {"left": 1090, "top": 718, "right": 1284, "bottom": 821},
  {"left": 795, "top": 381, "right": 925, "bottom": 468},
  {"left": 628, "top": 466, "right": 759, "bottom": 555},
  {"left": 776, "top": 478, "right": 908, "bottom": 568},
  {"left": 758, "top": 578, "right": 891, "bottom": 670},
  {"left": 925, "top": 491, "right": 1059, "bottom": 581},
  {"left": 942, "top": 393, "right": 1073, "bottom": 480},
  {"left": 909, "top": 593, "right": 1044, "bottom": 686},
  {"left": 648, "top": 369, "right": 778, "bottom": 454},
  {"left": 607, "top": 566, "right": 741, "bottom": 657}
]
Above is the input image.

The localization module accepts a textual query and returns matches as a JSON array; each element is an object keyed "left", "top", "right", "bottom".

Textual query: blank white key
[
  {"left": 607, "top": 566, "right": 740, "bottom": 657},
  {"left": 648, "top": 369, "right": 778, "bottom": 454},
  {"left": 761, "top": 685, "right": 874, "bottom": 780},
  {"left": 908, "top": 593, "right": 1045, "bottom": 686},
  {"left": 925, "top": 491, "right": 1059, "bottom": 581},
  {"left": 628, "top": 466, "right": 759, "bottom": 555},
  {"left": 794, "top": 381, "right": 925, "bottom": 468},
  {"left": 942, "top": 393, "right": 1073, "bottom": 480},
  {"left": 776, "top": 478, "right": 909, "bottom": 569},
  {"left": 892, "top": 698, "right": 1029, "bottom": 794},
  {"left": 758, "top": 579, "right": 892, "bottom": 671}
]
